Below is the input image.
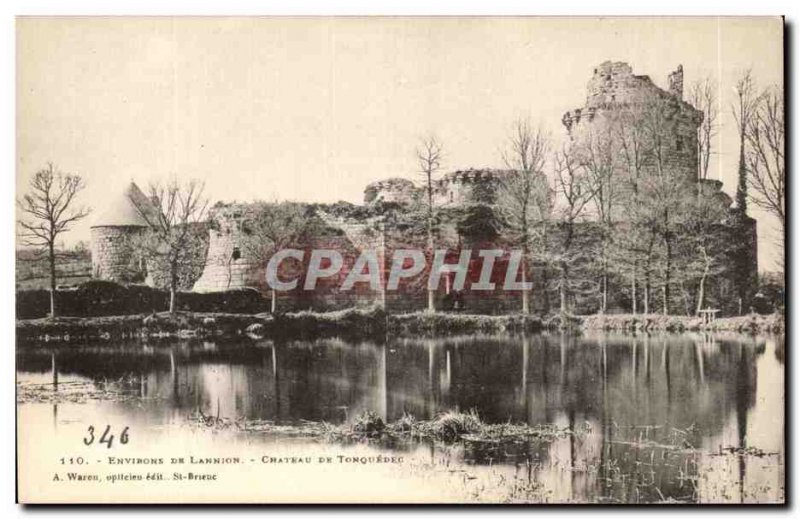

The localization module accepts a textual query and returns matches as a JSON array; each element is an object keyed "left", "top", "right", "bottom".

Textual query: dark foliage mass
[{"left": 16, "top": 280, "right": 267, "bottom": 319}]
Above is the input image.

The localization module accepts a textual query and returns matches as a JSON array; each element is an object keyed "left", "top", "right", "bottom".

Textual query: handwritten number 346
[{"left": 83, "top": 425, "right": 129, "bottom": 448}]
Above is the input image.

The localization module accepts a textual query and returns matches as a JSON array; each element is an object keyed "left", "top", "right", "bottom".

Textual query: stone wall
[
  {"left": 90, "top": 226, "right": 146, "bottom": 283},
  {"left": 365, "top": 169, "right": 510, "bottom": 209},
  {"left": 364, "top": 178, "right": 417, "bottom": 205}
]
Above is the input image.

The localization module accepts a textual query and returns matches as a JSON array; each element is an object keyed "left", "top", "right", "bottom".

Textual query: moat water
[{"left": 16, "top": 332, "right": 784, "bottom": 503}]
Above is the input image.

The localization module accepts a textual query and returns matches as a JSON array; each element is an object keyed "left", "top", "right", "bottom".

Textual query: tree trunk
[
  {"left": 48, "top": 241, "right": 57, "bottom": 318},
  {"left": 695, "top": 257, "right": 710, "bottom": 316},
  {"left": 600, "top": 241, "right": 608, "bottom": 314},
  {"left": 520, "top": 247, "right": 531, "bottom": 315},
  {"left": 522, "top": 266, "right": 530, "bottom": 315},
  {"left": 644, "top": 277, "right": 650, "bottom": 315},
  {"left": 631, "top": 271, "right": 637, "bottom": 315},
  {"left": 559, "top": 263, "right": 568, "bottom": 314},
  {"left": 426, "top": 232, "right": 435, "bottom": 313},
  {"left": 271, "top": 289, "right": 277, "bottom": 314},
  {"left": 601, "top": 271, "right": 608, "bottom": 314}
]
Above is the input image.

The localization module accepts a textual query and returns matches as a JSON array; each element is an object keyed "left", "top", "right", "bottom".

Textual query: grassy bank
[
  {"left": 15, "top": 306, "right": 542, "bottom": 344},
  {"left": 16, "top": 307, "right": 782, "bottom": 344},
  {"left": 189, "top": 409, "right": 572, "bottom": 445},
  {"left": 387, "top": 312, "right": 542, "bottom": 336},
  {"left": 580, "top": 312, "right": 785, "bottom": 333}
]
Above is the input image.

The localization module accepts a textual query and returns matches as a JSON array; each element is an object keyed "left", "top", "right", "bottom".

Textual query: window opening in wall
[{"left": 232, "top": 247, "right": 241, "bottom": 261}]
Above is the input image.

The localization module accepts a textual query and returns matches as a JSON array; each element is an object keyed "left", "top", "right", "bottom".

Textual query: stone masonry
[
  {"left": 192, "top": 204, "right": 261, "bottom": 292},
  {"left": 562, "top": 61, "right": 704, "bottom": 185}
]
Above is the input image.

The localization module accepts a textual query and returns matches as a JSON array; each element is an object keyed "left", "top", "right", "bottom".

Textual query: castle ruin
[{"left": 88, "top": 61, "right": 758, "bottom": 315}]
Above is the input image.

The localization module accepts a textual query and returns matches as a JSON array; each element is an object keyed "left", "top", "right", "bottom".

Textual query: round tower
[
  {"left": 90, "top": 182, "right": 153, "bottom": 283},
  {"left": 562, "top": 61, "right": 703, "bottom": 184},
  {"left": 433, "top": 169, "right": 508, "bottom": 206}
]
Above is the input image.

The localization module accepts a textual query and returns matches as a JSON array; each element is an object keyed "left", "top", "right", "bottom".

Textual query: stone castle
[{"left": 89, "top": 61, "right": 757, "bottom": 314}]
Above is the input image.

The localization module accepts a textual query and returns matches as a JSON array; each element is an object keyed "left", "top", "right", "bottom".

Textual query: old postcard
[{"left": 15, "top": 16, "right": 785, "bottom": 504}]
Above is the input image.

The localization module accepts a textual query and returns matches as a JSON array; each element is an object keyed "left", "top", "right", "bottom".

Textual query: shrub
[
  {"left": 432, "top": 409, "right": 483, "bottom": 441},
  {"left": 351, "top": 410, "right": 385, "bottom": 436}
]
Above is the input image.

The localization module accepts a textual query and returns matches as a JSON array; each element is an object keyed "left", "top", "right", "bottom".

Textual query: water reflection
[{"left": 17, "top": 332, "right": 783, "bottom": 503}]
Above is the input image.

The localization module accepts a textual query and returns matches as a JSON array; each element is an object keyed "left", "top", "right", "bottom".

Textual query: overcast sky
[{"left": 16, "top": 16, "right": 783, "bottom": 270}]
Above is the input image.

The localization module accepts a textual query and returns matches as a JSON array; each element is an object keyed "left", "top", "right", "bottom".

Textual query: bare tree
[
  {"left": 497, "top": 118, "right": 551, "bottom": 314},
  {"left": 17, "top": 163, "right": 90, "bottom": 317},
  {"left": 689, "top": 76, "right": 719, "bottom": 180},
  {"left": 731, "top": 70, "right": 761, "bottom": 217},
  {"left": 416, "top": 134, "right": 443, "bottom": 313},
  {"left": 745, "top": 85, "right": 784, "bottom": 272},
  {"left": 552, "top": 143, "right": 597, "bottom": 314},
  {"left": 611, "top": 108, "right": 650, "bottom": 313},
  {"left": 581, "top": 126, "right": 618, "bottom": 312},
  {"left": 611, "top": 98, "right": 689, "bottom": 315},
  {"left": 135, "top": 179, "right": 208, "bottom": 313}
]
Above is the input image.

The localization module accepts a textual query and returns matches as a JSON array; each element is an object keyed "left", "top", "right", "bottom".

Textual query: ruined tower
[
  {"left": 562, "top": 61, "right": 704, "bottom": 185},
  {"left": 192, "top": 204, "right": 261, "bottom": 292}
]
